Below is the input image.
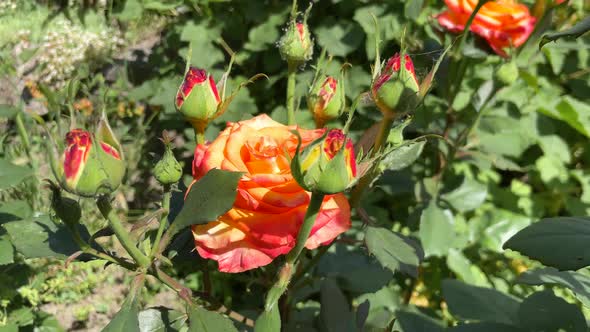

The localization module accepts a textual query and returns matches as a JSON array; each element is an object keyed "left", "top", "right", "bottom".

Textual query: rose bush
[
  {"left": 189, "top": 115, "right": 351, "bottom": 273},
  {"left": 437, "top": 0, "right": 536, "bottom": 56}
]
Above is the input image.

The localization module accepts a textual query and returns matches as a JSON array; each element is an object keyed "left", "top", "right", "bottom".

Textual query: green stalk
[
  {"left": 15, "top": 112, "right": 31, "bottom": 159},
  {"left": 286, "top": 193, "right": 324, "bottom": 263},
  {"left": 97, "top": 196, "right": 151, "bottom": 268},
  {"left": 150, "top": 186, "right": 171, "bottom": 261},
  {"left": 447, "top": 0, "right": 488, "bottom": 105},
  {"left": 286, "top": 61, "right": 298, "bottom": 125},
  {"left": 195, "top": 129, "right": 205, "bottom": 145},
  {"left": 265, "top": 192, "right": 325, "bottom": 311},
  {"left": 68, "top": 225, "right": 136, "bottom": 270},
  {"left": 455, "top": 0, "right": 489, "bottom": 57}
]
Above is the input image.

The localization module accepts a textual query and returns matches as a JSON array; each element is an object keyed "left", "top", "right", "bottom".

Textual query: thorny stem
[
  {"left": 150, "top": 267, "right": 255, "bottom": 327},
  {"left": 149, "top": 185, "right": 171, "bottom": 261},
  {"left": 436, "top": 83, "right": 500, "bottom": 183},
  {"left": 265, "top": 192, "right": 325, "bottom": 311},
  {"left": 68, "top": 224, "right": 136, "bottom": 270},
  {"left": 195, "top": 129, "right": 205, "bottom": 145},
  {"left": 97, "top": 196, "right": 151, "bottom": 268},
  {"left": 286, "top": 193, "right": 325, "bottom": 264},
  {"left": 447, "top": 0, "right": 487, "bottom": 107},
  {"left": 291, "top": 243, "right": 331, "bottom": 288},
  {"left": 286, "top": 61, "right": 298, "bottom": 125}
]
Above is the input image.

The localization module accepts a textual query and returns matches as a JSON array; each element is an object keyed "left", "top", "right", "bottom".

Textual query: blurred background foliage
[{"left": 0, "top": 0, "right": 589, "bottom": 331}]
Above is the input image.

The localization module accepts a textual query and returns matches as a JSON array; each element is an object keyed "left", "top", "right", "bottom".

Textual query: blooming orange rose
[
  {"left": 437, "top": 0, "right": 536, "bottom": 57},
  {"left": 190, "top": 115, "right": 351, "bottom": 273}
]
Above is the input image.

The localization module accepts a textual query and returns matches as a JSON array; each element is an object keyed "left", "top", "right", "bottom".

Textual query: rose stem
[
  {"left": 287, "top": 192, "right": 325, "bottom": 263},
  {"left": 195, "top": 129, "right": 205, "bottom": 145},
  {"left": 67, "top": 224, "right": 136, "bottom": 270},
  {"left": 265, "top": 192, "right": 325, "bottom": 311},
  {"left": 149, "top": 184, "right": 171, "bottom": 261},
  {"left": 97, "top": 196, "right": 151, "bottom": 268},
  {"left": 286, "top": 61, "right": 297, "bottom": 125},
  {"left": 150, "top": 267, "right": 255, "bottom": 327}
]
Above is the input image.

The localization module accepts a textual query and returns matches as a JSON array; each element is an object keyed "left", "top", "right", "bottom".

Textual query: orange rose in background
[
  {"left": 190, "top": 115, "right": 351, "bottom": 273},
  {"left": 437, "top": 0, "right": 536, "bottom": 57}
]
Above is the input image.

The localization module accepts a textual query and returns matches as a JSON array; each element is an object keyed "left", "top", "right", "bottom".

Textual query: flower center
[{"left": 246, "top": 135, "right": 280, "bottom": 159}]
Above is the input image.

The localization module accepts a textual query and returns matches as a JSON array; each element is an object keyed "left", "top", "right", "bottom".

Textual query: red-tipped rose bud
[
  {"left": 175, "top": 67, "right": 221, "bottom": 132},
  {"left": 52, "top": 114, "right": 126, "bottom": 197},
  {"left": 292, "top": 129, "right": 357, "bottom": 194},
  {"left": 308, "top": 76, "right": 344, "bottom": 127},
  {"left": 279, "top": 21, "right": 313, "bottom": 64},
  {"left": 372, "top": 53, "right": 421, "bottom": 116}
]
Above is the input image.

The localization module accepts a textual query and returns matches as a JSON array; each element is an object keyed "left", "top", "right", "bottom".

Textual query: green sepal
[
  {"left": 70, "top": 138, "right": 125, "bottom": 197},
  {"left": 279, "top": 20, "right": 313, "bottom": 64},
  {"left": 154, "top": 144, "right": 182, "bottom": 186},
  {"left": 314, "top": 145, "right": 351, "bottom": 194}
]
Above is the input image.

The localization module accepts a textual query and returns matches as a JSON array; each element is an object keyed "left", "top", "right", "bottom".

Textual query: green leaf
[
  {"left": 448, "top": 323, "right": 525, "bottom": 332},
  {"left": 517, "top": 267, "right": 590, "bottom": 308},
  {"left": 254, "top": 305, "right": 280, "bottom": 332},
  {"left": 0, "top": 159, "right": 33, "bottom": 189},
  {"left": 189, "top": 305, "right": 237, "bottom": 332},
  {"left": 103, "top": 294, "right": 141, "bottom": 332},
  {"left": 442, "top": 279, "right": 521, "bottom": 325},
  {"left": 112, "top": 0, "right": 143, "bottom": 21},
  {"left": 540, "top": 16, "right": 590, "bottom": 49},
  {"left": 364, "top": 226, "right": 422, "bottom": 277},
  {"left": 503, "top": 217, "right": 590, "bottom": 270},
  {"left": 0, "top": 200, "right": 31, "bottom": 223},
  {"left": 441, "top": 177, "right": 488, "bottom": 213},
  {"left": 144, "top": 1, "right": 182, "bottom": 12},
  {"left": 315, "top": 20, "right": 364, "bottom": 57},
  {"left": 320, "top": 279, "right": 355, "bottom": 332},
  {"left": 169, "top": 169, "right": 241, "bottom": 238},
  {"left": 3, "top": 215, "right": 89, "bottom": 259},
  {"left": 8, "top": 307, "right": 34, "bottom": 326},
  {"left": 446, "top": 249, "right": 491, "bottom": 288},
  {"left": 138, "top": 307, "right": 188, "bottom": 331},
  {"left": 0, "top": 105, "right": 18, "bottom": 118},
  {"left": 317, "top": 244, "right": 393, "bottom": 294},
  {"left": 244, "top": 13, "right": 286, "bottom": 52},
  {"left": 404, "top": 0, "right": 424, "bottom": 20},
  {"left": 0, "top": 230, "right": 14, "bottom": 265},
  {"left": 518, "top": 290, "right": 587, "bottom": 331},
  {"left": 180, "top": 22, "right": 224, "bottom": 69},
  {"left": 393, "top": 309, "right": 444, "bottom": 332},
  {"left": 419, "top": 202, "right": 455, "bottom": 257},
  {"left": 355, "top": 300, "right": 370, "bottom": 330},
  {"left": 542, "top": 44, "right": 569, "bottom": 75},
  {"left": 538, "top": 135, "right": 571, "bottom": 163},
  {"left": 538, "top": 96, "right": 590, "bottom": 138},
  {"left": 379, "top": 139, "right": 426, "bottom": 172},
  {"left": 0, "top": 324, "right": 18, "bottom": 332}
]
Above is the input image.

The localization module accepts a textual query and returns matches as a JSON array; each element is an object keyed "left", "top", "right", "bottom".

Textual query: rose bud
[
  {"left": 496, "top": 61, "right": 519, "bottom": 86},
  {"left": 52, "top": 114, "right": 126, "bottom": 197},
  {"left": 307, "top": 76, "right": 344, "bottom": 127},
  {"left": 372, "top": 53, "right": 420, "bottom": 116},
  {"left": 153, "top": 134, "right": 182, "bottom": 186},
  {"left": 175, "top": 67, "right": 221, "bottom": 132},
  {"left": 292, "top": 129, "right": 357, "bottom": 194},
  {"left": 279, "top": 21, "right": 313, "bottom": 64}
]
